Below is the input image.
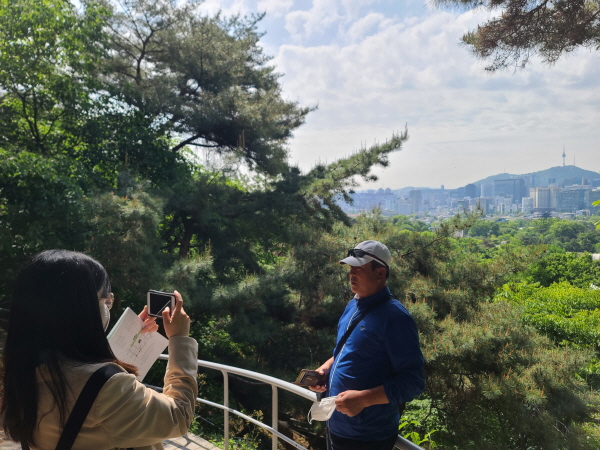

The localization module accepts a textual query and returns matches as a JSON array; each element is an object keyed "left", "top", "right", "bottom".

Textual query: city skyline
[
  {"left": 354, "top": 163, "right": 599, "bottom": 192},
  {"left": 340, "top": 164, "right": 600, "bottom": 217},
  {"left": 200, "top": 0, "right": 600, "bottom": 190}
]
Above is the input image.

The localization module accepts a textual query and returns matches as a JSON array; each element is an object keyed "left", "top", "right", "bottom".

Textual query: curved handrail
[
  {"left": 158, "top": 354, "right": 317, "bottom": 450},
  {"left": 158, "top": 355, "right": 317, "bottom": 402},
  {"left": 156, "top": 354, "right": 424, "bottom": 450}
]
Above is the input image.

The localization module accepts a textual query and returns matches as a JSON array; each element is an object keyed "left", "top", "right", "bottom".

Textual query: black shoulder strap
[
  {"left": 55, "top": 364, "right": 123, "bottom": 450},
  {"left": 20, "top": 364, "right": 124, "bottom": 450},
  {"left": 21, "top": 364, "right": 123, "bottom": 450},
  {"left": 333, "top": 294, "right": 393, "bottom": 357}
]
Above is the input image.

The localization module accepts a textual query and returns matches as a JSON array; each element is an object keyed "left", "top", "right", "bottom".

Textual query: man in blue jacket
[{"left": 311, "top": 240, "right": 425, "bottom": 450}]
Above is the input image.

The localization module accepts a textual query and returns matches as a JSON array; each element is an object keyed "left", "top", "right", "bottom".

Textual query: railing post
[
  {"left": 272, "top": 385, "right": 278, "bottom": 450},
  {"left": 222, "top": 370, "right": 229, "bottom": 450}
]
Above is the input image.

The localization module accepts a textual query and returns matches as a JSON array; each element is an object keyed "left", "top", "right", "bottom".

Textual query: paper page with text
[{"left": 108, "top": 307, "right": 168, "bottom": 381}]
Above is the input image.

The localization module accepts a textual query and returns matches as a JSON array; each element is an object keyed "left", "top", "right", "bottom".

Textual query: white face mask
[
  {"left": 99, "top": 300, "right": 110, "bottom": 331},
  {"left": 307, "top": 395, "right": 338, "bottom": 424}
]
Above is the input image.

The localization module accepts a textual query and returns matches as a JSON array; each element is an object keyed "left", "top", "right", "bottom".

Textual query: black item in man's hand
[{"left": 294, "top": 369, "right": 326, "bottom": 387}]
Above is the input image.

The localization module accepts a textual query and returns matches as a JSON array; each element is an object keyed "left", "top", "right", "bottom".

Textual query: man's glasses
[
  {"left": 347, "top": 249, "right": 388, "bottom": 267},
  {"left": 99, "top": 292, "right": 114, "bottom": 310}
]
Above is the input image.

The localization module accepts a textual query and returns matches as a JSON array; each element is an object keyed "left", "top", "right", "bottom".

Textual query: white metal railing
[{"left": 156, "top": 354, "right": 424, "bottom": 450}]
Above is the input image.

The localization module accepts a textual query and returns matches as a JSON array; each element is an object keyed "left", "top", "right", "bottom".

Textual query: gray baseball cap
[{"left": 339, "top": 240, "right": 392, "bottom": 267}]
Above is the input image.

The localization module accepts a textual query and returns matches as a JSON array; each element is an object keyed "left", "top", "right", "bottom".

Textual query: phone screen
[{"left": 148, "top": 291, "right": 174, "bottom": 317}]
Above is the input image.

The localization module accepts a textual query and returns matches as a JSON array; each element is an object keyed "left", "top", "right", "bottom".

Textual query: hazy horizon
[{"left": 351, "top": 164, "right": 600, "bottom": 191}]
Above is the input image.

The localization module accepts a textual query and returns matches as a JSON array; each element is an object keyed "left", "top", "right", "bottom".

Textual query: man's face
[{"left": 349, "top": 263, "right": 386, "bottom": 298}]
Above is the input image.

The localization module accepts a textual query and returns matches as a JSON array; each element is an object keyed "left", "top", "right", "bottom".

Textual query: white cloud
[
  {"left": 343, "top": 13, "right": 386, "bottom": 42},
  {"left": 196, "top": 1, "right": 600, "bottom": 187},
  {"left": 257, "top": 0, "right": 294, "bottom": 17},
  {"left": 340, "top": 0, "right": 377, "bottom": 18},
  {"left": 273, "top": 7, "right": 600, "bottom": 187},
  {"left": 285, "top": 0, "right": 342, "bottom": 41},
  {"left": 200, "top": 0, "right": 245, "bottom": 15}
]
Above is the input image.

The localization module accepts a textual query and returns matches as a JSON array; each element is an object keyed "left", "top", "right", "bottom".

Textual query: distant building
[
  {"left": 522, "top": 174, "right": 536, "bottom": 191},
  {"left": 396, "top": 199, "right": 412, "bottom": 215},
  {"left": 494, "top": 178, "right": 527, "bottom": 203},
  {"left": 564, "top": 177, "right": 589, "bottom": 186},
  {"left": 564, "top": 185, "right": 591, "bottom": 210},
  {"left": 538, "top": 177, "right": 557, "bottom": 187},
  {"left": 409, "top": 189, "right": 422, "bottom": 213},
  {"left": 465, "top": 183, "right": 478, "bottom": 198},
  {"left": 480, "top": 183, "right": 494, "bottom": 197},
  {"left": 522, "top": 197, "right": 534, "bottom": 214},
  {"left": 531, "top": 186, "right": 559, "bottom": 212},
  {"left": 556, "top": 190, "right": 580, "bottom": 213},
  {"left": 586, "top": 189, "right": 600, "bottom": 214},
  {"left": 474, "top": 197, "right": 494, "bottom": 214}
]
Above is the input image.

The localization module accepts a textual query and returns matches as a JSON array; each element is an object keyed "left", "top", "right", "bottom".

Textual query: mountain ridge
[
  {"left": 473, "top": 165, "right": 599, "bottom": 186},
  {"left": 385, "top": 166, "right": 600, "bottom": 193}
]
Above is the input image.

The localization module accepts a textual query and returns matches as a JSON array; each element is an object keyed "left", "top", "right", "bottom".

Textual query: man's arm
[
  {"left": 334, "top": 385, "right": 389, "bottom": 417},
  {"left": 381, "top": 313, "right": 425, "bottom": 405},
  {"left": 309, "top": 357, "right": 334, "bottom": 393}
]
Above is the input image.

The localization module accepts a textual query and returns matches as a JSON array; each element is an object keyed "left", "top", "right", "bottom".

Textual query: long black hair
[{"left": 1, "top": 250, "right": 136, "bottom": 445}]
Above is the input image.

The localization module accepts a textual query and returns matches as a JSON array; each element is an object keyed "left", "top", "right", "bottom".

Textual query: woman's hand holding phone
[
  {"left": 162, "top": 290, "right": 191, "bottom": 338},
  {"left": 138, "top": 306, "right": 159, "bottom": 334}
]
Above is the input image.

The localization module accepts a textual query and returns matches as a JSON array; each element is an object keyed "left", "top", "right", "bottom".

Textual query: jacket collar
[{"left": 355, "top": 286, "right": 392, "bottom": 309}]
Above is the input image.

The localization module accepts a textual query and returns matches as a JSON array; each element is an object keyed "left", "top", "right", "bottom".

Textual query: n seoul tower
[{"left": 562, "top": 145, "right": 566, "bottom": 167}]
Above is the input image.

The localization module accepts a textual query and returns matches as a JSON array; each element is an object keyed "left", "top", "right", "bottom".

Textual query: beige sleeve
[{"left": 93, "top": 336, "right": 199, "bottom": 448}]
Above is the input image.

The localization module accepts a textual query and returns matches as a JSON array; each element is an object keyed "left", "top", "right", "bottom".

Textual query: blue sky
[{"left": 201, "top": 0, "right": 600, "bottom": 189}]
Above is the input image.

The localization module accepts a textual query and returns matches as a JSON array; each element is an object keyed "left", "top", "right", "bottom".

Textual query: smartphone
[
  {"left": 147, "top": 290, "right": 175, "bottom": 318},
  {"left": 294, "top": 369, "right": 326, "bottom": 387}
]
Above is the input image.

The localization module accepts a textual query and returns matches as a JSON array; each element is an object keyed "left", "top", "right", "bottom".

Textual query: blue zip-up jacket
[{"left": 327, "top": 287, "right": 425, "bottom": 441}]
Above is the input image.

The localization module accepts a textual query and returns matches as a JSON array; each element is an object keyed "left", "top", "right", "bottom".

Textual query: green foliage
[
  {"left": 189, "top": 404, "right": 265, "bottom": 450},
  {"left": 463, "top": 217, "right": 600, "bottom": 252},
  {"left": 83, "top": 190, "right": 167, "bottom": 311},
  {"left": 498, "top": 281, "right": 600, "bottom": 390},
  {"left": 435, "top": 0, "right": 600, "bottom": 71},
  {"left": 526, "top": 253, "right": 600, "bottom": 288},
  {"left": 399, "top": 419, "right": 437, "bottom": 449},
  {"left": 0, "top": 0, "right": 108, "bottom": 155},
  {"left": 399, "top": 398, "right": 442, "bottom": 450},
  {"left": 546, "top": 220, "right": 599, "bottom": 252},
  {"left": 423, "top": 300, "right": 597, "bottom": 449},
  {"left": 391, "top": 215, "right": 430, "bottom": 232},
  {"left": 498, "top": 282, "right": 600, "bottom": 349},
  {"left": 102, "top": 0, "right": 311, "bottom": 176},
  {"left": 0, "top": 150, "right": 90, "bottom": 303},
  {"left": 466, "top": 220, "right": 500, "bottom": 237}
]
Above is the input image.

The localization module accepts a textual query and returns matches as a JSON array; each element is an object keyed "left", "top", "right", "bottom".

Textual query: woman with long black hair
[{"left": 1, "top": 249, "right": 198, "bottom": 449}]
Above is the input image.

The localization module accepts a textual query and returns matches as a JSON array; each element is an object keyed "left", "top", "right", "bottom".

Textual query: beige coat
[{"left": 33, "top": 336, "right": 198, "bottom": 450}]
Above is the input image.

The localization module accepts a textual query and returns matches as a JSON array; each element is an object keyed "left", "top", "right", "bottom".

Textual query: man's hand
[
  {"left": 335, "top": 390, "right": 368, "bottom": 416},
  {"left": 335, "top": 385, "right": 390, "bottom": 416},
  {"left": 309, "top": 357, "right": 334, "bottom": 392}
]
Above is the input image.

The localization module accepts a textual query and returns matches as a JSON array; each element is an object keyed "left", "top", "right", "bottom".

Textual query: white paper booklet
[{"left": 108, "top": 307, "right": 168, "bottom": 381}]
